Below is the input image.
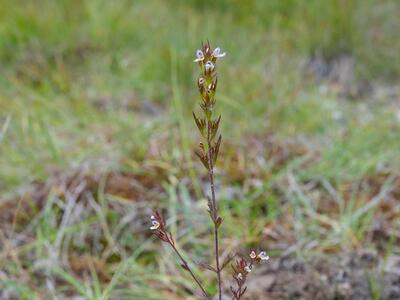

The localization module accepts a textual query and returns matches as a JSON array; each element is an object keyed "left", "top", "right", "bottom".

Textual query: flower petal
[
  {"left": 205, "top": 61, "right": 214, "bottom": 72},
  {"left": 257, "top": 251, "right": 270, "bottom": 261},
  {"left": 150, "top": 221, "right": 160, "bottom": 230},
  {"left": 194, "top": 49, "right": 204, "bottom": 62},
  {"left": 213, "top": 47, "right": 226, "bottom": 58}
]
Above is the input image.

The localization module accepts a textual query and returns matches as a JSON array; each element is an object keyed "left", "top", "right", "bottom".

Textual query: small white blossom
[
  {"left": 193, "top": 49, "right": 205, "bottom": 62},
  {"left": 212, "top": 47, "right": 226, "bottom": 58},
  {"left": 150, "top": 215, "right": 160, "bottom": 230},
  {"left": 249, "top": 251, "right": 257, "bottom": 259},
  {"left": 257, "top": 251, "right": 269, "bottom": 261},
  {"left": 237, "top": 273, "right": 243, "bottom": 280},
  {"left": 244, "top": 266, "right": 252, "bottom": 273},
  {"left": 205, "top": 61, "right": 214, "bottom": 72}
]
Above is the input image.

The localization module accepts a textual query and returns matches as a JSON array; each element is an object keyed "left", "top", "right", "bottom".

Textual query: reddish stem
[{"left": 207, "top": 121, "right": 222, "bottom": 300}]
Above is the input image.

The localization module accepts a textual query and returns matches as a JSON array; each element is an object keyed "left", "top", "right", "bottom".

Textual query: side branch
[{"left": 170, "top": 242, "right": 212, "bottom": 300}]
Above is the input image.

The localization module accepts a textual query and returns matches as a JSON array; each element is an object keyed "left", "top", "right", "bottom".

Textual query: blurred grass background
[{"left": 0, "top": 0, "right": 399, "bottom": 299}]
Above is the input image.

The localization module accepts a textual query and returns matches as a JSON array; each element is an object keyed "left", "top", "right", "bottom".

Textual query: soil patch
[{"left": 245, "top": 251, "right": 400, "bottom": 300}]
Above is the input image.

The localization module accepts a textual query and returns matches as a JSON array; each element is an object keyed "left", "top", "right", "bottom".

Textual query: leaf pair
[{"left": 192, "top": 113, "right": 221, "bottom": 141}]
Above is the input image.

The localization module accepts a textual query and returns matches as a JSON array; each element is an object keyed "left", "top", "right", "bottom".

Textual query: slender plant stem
[
  {"left": 207, "top": 122, "right": 222, "bottom": 300},
  {"left": 213, "top": 225, "right": 222, "bottom": 300},
  {"left": 170, "top": 242, "right": 211, "bottom": 300}
]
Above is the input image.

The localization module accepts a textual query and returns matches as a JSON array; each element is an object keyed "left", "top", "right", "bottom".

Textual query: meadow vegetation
[{"left": 0, "top": 0, "right": 399, "bottom": 299}]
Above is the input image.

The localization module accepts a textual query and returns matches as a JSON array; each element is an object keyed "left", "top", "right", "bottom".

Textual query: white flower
[
  {"left": 212, "top": 47, "right": 226, "bottom": 58},
  {"left": 150, "top": 215, "right": 160, "bottom": 230},
  {"left": 249, "top": 251, "right": 257, "bottom": 259},
  {"left": 237, "top": 273, "right": 243, "bottom": 280},
  {"left": 193, "top": 49, "right": 204, "bottom": 62},
  {"left": 205, "top": 61, "right": 214, "bottom": 72},
  {"left": 244, "top": 266, "right": 252, "bottom": 273},
  {"left": 257, "top": 251, "right": 270, "bottom": 261}
]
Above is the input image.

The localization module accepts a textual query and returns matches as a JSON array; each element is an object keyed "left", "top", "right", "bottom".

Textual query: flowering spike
[
  {"left": 152, "top": 42, "right": 267, "bottom": 300},
  {"left": 149, "top": 212, "right": 171, "bottom": 243},
  {"left": 192, "top": 42, "right": 228, "bottom": 299}
]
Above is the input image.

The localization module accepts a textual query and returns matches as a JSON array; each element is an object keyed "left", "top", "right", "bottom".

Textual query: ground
[{"left": 0, "top": 0, "right": 400, "bottom": 299}]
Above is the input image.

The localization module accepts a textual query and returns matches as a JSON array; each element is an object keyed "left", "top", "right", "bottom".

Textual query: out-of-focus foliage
[{"left": 0, "top": 1, "right": 399, "bottom": 299}]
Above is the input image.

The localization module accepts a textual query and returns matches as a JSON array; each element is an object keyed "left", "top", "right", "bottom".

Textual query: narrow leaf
[
  {"left": 213, "top": 135, "right": 222, "bottom": 164},
  {"left": 221, "top": 253, "right": 236, "bottom": 270},
  {"left": 196, "top": 262, "right": 217, "bottom": 273}
]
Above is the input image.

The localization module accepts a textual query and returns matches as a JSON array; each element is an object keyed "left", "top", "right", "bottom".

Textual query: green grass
[{"left": 0, "top": 0, "right": 399, "bottom": 298}]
